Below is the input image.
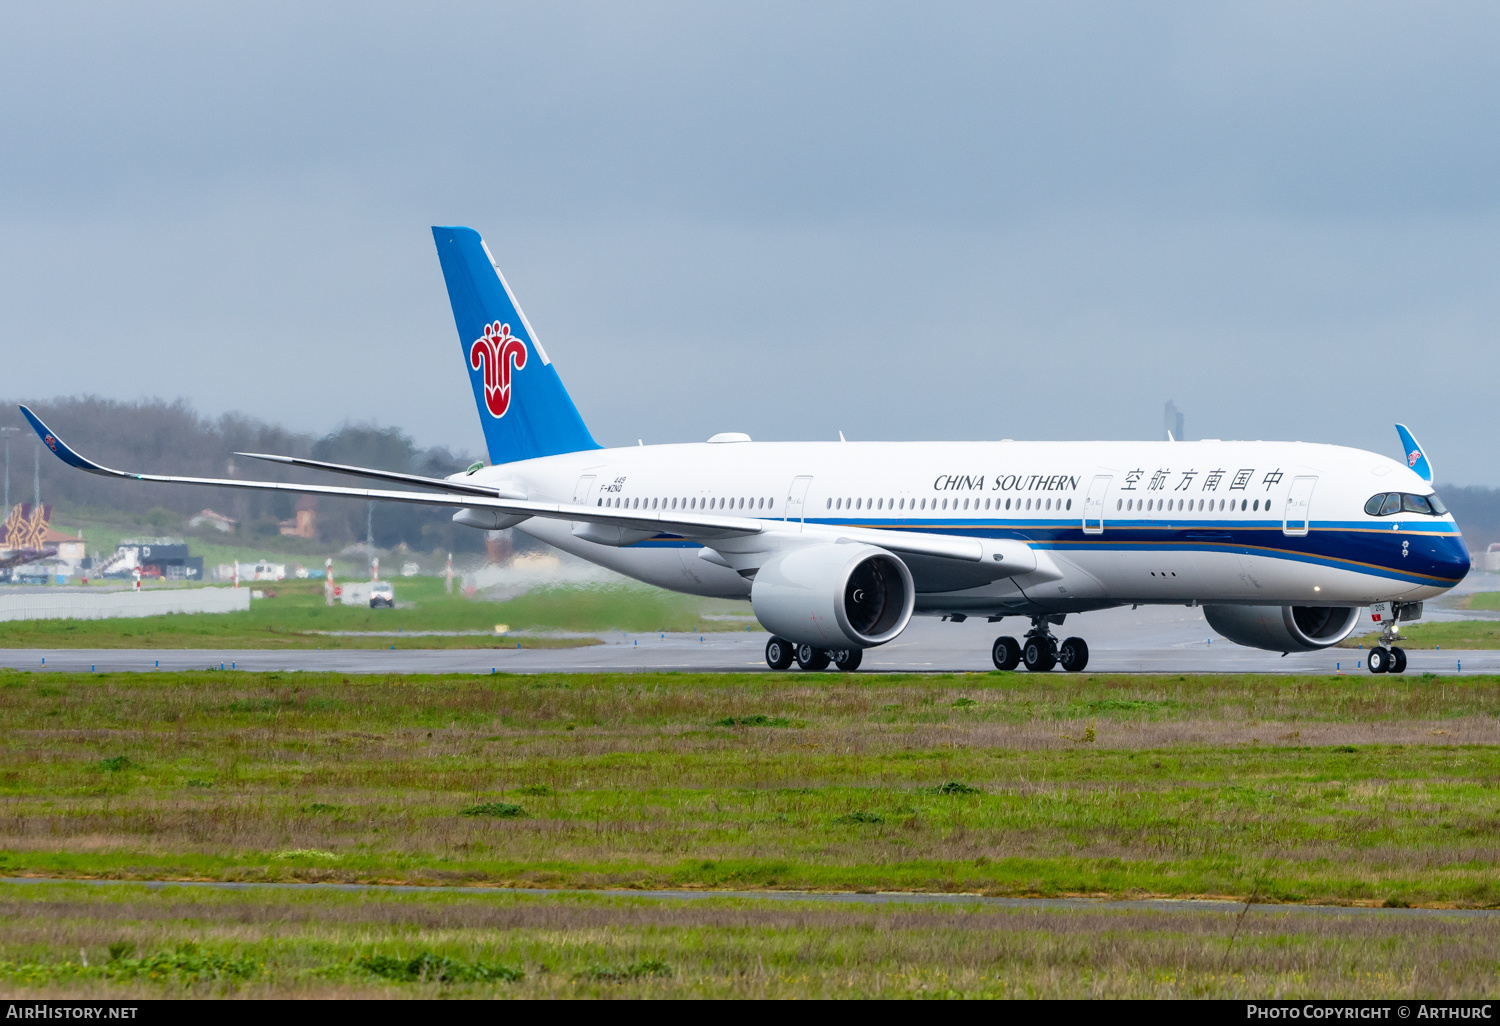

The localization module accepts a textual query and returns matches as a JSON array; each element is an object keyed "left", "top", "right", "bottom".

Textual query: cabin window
[
  {"left": 1116, "top": 499, "right": 1121, "bottom": 511},
  {"left": 1025, "top": 498, "right": 1031, "bottom": 510},
  {"left": 1066, "top": 499, "right": 1072, "bottom": 510},
  {"left": 940, "top": 498, "right": 946, "bottom": 509},
  {"left": 1252, "top": 499, "right": 1259, "bottom": 511},
  {"left": 1005, "top": 498, "right": 1011, "bottom": 510}
]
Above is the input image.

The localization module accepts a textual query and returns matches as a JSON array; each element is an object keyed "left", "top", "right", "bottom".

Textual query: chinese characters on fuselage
[{"left": 931, "top": 469, "right": 1285, "bottom": 495}]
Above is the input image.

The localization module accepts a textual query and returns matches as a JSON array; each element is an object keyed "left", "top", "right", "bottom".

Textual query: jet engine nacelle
[
  {"left": 750, "top": 544, "right": 915, "bottom": 650},
  {"left": 1202, "top": 604, "right": 1361, "bottom": 653}
]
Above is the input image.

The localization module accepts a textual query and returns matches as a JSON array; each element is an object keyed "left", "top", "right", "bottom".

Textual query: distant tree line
[{"left": 1, "top": 397, "right": 487, "bottom": 555}]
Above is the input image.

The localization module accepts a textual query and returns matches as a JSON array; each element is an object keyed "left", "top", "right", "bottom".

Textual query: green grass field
[
  {"left": 0, "top": 668, "right": 1495, "bottom": 997},
  {"left": 0, "top": 578, "right": 754, "bottom": 648},
  {"left": 1460, "top": 591, "right": 1500, "bottom": 612}
]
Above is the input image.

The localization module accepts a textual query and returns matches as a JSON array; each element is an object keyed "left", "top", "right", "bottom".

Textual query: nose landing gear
[
  {"left": 1366, "top": 605, "right": 1410, "bottom": 674},
  {"left": 992, "top": 616, "right": 1089, "bottom": 672}
]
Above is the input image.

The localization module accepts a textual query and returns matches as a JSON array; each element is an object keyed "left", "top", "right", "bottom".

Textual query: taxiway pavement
[{"left": 4, "top": 600, "right": 1495, "bottom": 675}]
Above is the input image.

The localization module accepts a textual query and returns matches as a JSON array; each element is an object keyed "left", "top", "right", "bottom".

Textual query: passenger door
[
  {"left": 1283, "top": 476, "right": 1316, "bottom": 537},
  {"left": 572, "top": 475, "right": 596, "bottom": 506},
  {"left": 1082, "top": 475, "right": 1111, "bottom": 534},
  {"left": 784, "top": 476, "right": 813, "bottom": 526}
]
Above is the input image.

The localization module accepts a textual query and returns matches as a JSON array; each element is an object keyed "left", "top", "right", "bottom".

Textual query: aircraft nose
[{"left": 1435, "top": 534, "right": 1472, "bottom": 584}]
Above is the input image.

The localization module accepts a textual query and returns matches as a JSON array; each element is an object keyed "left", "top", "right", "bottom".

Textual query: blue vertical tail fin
[{"left": 432, "top": 226, "right": 599, "bottom": 465}]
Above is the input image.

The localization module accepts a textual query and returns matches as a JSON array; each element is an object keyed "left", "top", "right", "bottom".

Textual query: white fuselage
[{"left": 463, "top": 437, "right": 1470, "bottom": 618}]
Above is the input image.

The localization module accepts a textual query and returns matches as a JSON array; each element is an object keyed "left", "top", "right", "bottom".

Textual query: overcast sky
[{"left": 3, "top": 2, "right": 1498, "bottom": 483}]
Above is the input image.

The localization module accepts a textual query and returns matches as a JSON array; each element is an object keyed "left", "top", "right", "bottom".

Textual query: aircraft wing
[
  {"left": 21, "top": 405, "right": 1029, "bottom": 573},
  {"left": 233, "top": 451, "right": 511, "bottom": 497}
]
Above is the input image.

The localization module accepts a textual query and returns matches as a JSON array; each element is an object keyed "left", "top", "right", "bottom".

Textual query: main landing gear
[
  {"left": 992, "top": 615, "right": 1089, "bottom": 673},
  {"left": 765, "top": 637, "right": 863, "bottom": 672},
  {"left": 1366, "top": 605, "right": 1410, "bottom": 675}
]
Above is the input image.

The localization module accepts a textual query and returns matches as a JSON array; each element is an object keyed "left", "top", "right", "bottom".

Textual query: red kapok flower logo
[
  {"left": 1408, "top": 449, "right": 1421, "bottom": 468},
  {"left": 469, "top": 322, "right": 528, "bottom": 419},
  {"left": 44, "top": 434, "right": 56, "bottom": 452}
]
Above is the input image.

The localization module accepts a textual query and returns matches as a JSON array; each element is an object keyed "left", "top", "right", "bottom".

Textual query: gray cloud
[{"left": 2, "top": 1, "right": 1497, "bottom": 481}]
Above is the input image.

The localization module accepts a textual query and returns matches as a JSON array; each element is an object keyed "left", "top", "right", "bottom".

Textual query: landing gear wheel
[
  {"left": 765, "top": 637, "right": 794, "bottom": 670},
  {"left": 1023, "top": 636, "right": 1057, "bottom": 672},
  {"left": 1368, "top": 647, "right": 1390, "bottom": 674},
  {"left": 832, "top": 648, "right": 863, "bottom": 672},
  {"left": 991, "top": 636, "right": 1021, "bottom": 671},
  {"left": 1058, "top": 637, "right": 1089, "bottom": 673},
  {"left": 1390, "top": 646, "right": 1407, "bottom": 674},
  {"left": 796, "top": 643, "right": 831, "bottom": 671}
]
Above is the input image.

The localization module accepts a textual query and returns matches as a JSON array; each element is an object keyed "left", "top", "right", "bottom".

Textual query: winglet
[
  {"left": 1395, "top": 424, "right": 1432, "bottom": 483},
  {"left": 18, "top": 406, "right": 113, "bottom": 473}
]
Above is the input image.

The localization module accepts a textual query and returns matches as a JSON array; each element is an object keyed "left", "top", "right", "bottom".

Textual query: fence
[{"left": 0, "top": 587, "right": 250, "bottom": 622}]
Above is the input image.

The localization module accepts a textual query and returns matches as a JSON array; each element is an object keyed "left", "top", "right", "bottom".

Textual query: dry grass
[{"left": 0, "top": 884, "right": 1493, "bottom": 998}]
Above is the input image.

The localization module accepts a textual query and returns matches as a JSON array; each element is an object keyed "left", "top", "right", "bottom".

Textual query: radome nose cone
[{"left": 1437, "top": 534, "right": 1472, "bottom": 584}]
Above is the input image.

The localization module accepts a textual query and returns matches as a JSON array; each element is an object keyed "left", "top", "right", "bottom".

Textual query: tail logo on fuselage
[
  {"left": 1407, "top": 448, "right": 1422, "bottom": 469},
  {"left": 43, "top": 434, "right": 56, "bottom": 452},
  {"left": 469, "top": 321, "right": 528, "bottom": 419}
]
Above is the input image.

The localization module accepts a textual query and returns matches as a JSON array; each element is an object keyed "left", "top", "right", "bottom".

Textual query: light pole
[{"left": 0, "top": 426, "right": 20, "bottom": 515}]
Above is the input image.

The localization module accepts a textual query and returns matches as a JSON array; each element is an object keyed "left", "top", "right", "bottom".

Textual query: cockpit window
[{"left": 1365, "top": 492, "right": 1447, "bottom": 517}]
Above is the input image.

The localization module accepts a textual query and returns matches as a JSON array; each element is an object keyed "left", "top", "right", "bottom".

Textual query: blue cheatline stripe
[{"left": 608, "top": 518, "right": 1464, "bottom": 587}]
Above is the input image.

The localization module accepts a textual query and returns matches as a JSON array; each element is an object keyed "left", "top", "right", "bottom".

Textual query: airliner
[{"left": 22, "top": 226, "right": 1471, "bottom": 674}]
